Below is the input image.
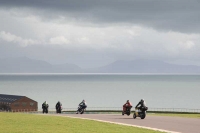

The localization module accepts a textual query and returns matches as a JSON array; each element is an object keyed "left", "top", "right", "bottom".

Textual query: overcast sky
[{"left": 0, "top": 0, "right": 200, "bottom": 68}]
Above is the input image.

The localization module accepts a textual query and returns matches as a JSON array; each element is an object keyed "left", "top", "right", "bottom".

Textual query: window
[
  {"left": 22, "top": 102, "right": 27, "bottom": 106},
  {"left": 30, "top": 102, "right": 34, "bottom": 106},
  {"left": 14, "top": 102, "right": 19, "bottom": 106}
]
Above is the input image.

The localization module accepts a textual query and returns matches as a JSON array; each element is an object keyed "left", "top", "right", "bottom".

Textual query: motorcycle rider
[
  {"left": 123, "top": 100, "right": 132, "bottom": 113},
  {"left": 76, "top": 99, "right": 87, "bottom": 114},
  {"left": 42, "top": 101, "right": 49, "bottom": 113},
  {"left": 55, "top": 101, "right": 62, "bottom": 113},
  {"left": 42, "top": 101, "right": 49, "bottom": 108},
  {"left": 135, "top": 99, "right": 146, "bottom": 110}
]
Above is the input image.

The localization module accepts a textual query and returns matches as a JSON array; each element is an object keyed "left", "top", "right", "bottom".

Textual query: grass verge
[{"left": 0, "top": 112, "right": 163, "bottom": 133}]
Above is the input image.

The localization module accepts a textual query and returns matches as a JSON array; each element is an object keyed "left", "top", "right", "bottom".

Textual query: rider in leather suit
[
  {"left": 123, "top": 100, "right": 132, "bottom": 113},
  {"left": 135, "top": 99, "right": 146, "bottom": 110}
]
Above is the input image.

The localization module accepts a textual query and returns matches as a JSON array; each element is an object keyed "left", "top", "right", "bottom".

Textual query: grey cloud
[
  {"left": 1, "top": 0, "right": 200, "bottom": 68},
  {"left": 1, "top": 0, "right": 200, "bottom": 33}
]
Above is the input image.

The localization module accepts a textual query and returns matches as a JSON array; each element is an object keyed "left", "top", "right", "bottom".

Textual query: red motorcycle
[{"left": 122, "top": 104, "right": 132, "bottom": 116}]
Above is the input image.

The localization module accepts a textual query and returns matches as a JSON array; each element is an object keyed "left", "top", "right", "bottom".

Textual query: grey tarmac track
[{"left": 54, "top": 114, "right": 200, "bottom": 133}]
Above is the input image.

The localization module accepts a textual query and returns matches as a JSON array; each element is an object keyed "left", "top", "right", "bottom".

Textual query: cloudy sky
[{"left": 0, "top": 0, "right": 200, "bottom": 68}]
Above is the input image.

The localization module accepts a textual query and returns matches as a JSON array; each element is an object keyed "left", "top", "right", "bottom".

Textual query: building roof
[{"left": 0, "top": 94, "right": 24, "bottom": 103}]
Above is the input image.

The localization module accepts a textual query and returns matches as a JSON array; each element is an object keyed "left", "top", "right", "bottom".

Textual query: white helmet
[{"left": 141, "top": 99, "right": 144, "bottom": 103}]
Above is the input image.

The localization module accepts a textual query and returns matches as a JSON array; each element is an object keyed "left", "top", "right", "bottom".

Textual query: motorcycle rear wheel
[
  {"left": 133, "top": 113, "right": 136, "bottom": 119},
  {"left": 140, "top": 112, "right": 146, "bottom": 119}
]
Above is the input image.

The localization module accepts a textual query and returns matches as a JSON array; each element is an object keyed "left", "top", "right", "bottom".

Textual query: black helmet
[{"left": 141, "top": 99, "right": 144, "bottom": 103}]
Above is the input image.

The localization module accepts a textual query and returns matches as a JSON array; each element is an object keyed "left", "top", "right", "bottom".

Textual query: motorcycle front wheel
[{"left": 80, "top": 109, "right": 84, "bottom": 114}]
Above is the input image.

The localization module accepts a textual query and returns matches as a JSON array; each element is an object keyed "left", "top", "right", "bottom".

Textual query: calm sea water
[{"left": 0, "top": 74, "right": 200, "bottom": 109}]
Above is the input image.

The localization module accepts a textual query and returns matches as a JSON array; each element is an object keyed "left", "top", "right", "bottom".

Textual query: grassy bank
[{"left": 0, "top": 112, "right": 162, "bottom": 133}]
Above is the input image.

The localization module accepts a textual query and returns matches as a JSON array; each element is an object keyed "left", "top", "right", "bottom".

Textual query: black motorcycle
[
  {"left": 42, "top": 104, "right": 49, "bottom": 114},
  {"left": 122, "top": 106, "right": 132, "bottom": 116},
  {"left": 56, "top": 105, "right": 62, "bottom": 113},
  {"left": 133, "top": 106, "right": 148, "bottom": 119},
  {"left": 77, "top": 105, "right": 86, "bottom": 114}
]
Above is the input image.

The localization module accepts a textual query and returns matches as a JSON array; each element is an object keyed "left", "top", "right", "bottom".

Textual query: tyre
[
  {"left": 127, "top": 111, "right": 130, "bottom": 116},
  {"left": 133, "top": 113, "right": 136, "bottom": 119},
  {"left": 140, "top": 112, "right": 146, "bottom": 119},
  {"left": 80, "top": 109, "right": 84, "bottom": 114},
  {"left": 122, "top": 112, "right": 124, "bottom": 115},
  {"left": 57, "top": 109, "right": 60, "bottom": 113}
]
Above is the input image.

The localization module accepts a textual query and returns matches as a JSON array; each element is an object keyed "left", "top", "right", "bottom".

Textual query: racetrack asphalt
[{"left": 52, "top": 113, "right": 200, "bottom": 133}]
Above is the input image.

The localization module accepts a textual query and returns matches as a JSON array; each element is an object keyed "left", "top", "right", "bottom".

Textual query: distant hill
[
  {"left": 0, "top": 57, "right": 82, "bottom": 73},
  {"left": 52, "top": 63, "right": 82, "bottom": 73},
  {"left": 1, "top": 58, "right": 200, "bottom": 73},
  {"left": 94, "top": 59, "right": 200, "bottom": 73}
]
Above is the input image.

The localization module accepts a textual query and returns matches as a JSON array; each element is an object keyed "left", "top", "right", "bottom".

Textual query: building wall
[
  {"left": 10, "top": 97, "right": 38, "bottom": 112},
  {"left": 0, "top": 102, "right": 11, "bottom": 111}
]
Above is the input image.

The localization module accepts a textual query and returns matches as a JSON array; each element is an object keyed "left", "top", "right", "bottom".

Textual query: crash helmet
[
  {"left": 127, "top": 100, "right": 129, "bottom": 103},
  {"left": 141, "top": 99, "right": 144, "bottom": 103},
  {"left": 82, "top": 99, "right": 85, "bottom": 103}
]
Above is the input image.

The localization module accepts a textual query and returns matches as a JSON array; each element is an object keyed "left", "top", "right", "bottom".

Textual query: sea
[{"left": 0, "top": 74, "right": 200, "bottom": 110}]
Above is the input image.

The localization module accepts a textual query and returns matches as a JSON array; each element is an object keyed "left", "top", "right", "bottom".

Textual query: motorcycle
[
  {"left": 122, "top": 105, "right": 132, "bottom": 116},
  {"left": 56, "top": 105, "right": 62, "bottom": 113},
  {"left": 42, "top": 104, "right": 49, "bottom": 114},
  {"left": 133, "top": 106, "right": 148, "bottom": 119},
  {"left": 77, "top": 105, "right": 86, "bottom": 114}
]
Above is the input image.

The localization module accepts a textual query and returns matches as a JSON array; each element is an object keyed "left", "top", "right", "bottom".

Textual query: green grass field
[
  {"left": 0, "top": 112, "right": 162, "bottom": 133},
  {"left": 148, "top": 112, "right": 200, "bottom": 118}
]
